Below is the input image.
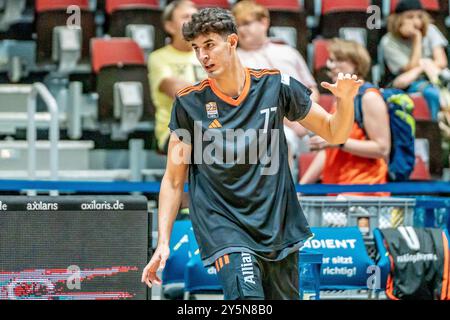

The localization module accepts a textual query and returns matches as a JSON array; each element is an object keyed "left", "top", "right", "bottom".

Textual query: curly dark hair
[{"left": 182, "top": 7, "right": 237, "bottom": 42}]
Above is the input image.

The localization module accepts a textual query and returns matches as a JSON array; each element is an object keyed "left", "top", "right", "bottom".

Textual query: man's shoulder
[
  {"left": 248, "top": 68, "right": 281, "bottom": 79},
  {"left": 175, "top": 79, "right": 211, "bottom": 100}
]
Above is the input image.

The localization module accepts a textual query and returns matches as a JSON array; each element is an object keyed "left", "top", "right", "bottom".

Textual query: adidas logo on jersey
[{"left": 208, "top": 119, "right": 222, "bottom": 128}]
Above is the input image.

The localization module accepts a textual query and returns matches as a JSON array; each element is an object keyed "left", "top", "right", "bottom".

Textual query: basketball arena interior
[{"left": 0, "top": 0, "right": 450, "bottom": 301}]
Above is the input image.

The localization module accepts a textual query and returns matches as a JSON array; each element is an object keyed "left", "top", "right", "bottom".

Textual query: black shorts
[{"left": 214, "top": 251, "right": 299, "bottom": 300}]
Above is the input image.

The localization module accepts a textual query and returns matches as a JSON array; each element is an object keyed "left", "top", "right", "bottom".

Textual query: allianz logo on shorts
[{"left": 241, "top": 253, "right": 256, "bottom": 285}]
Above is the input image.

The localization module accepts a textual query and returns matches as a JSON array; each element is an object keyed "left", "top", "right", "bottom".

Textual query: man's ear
[{"left": 228, "top": 33, "right": 239, "bottom": 49}]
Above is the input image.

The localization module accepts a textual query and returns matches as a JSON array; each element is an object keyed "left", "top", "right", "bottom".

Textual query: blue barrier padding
[
  {"left": 1, "top": 179, "right": 450, "bottom": 194},
  {"left": 301, "top": 227, "right": 375, "bottom": 290},
  {"left": 184, "top": 226, "right": 222, "bottom": 293}
]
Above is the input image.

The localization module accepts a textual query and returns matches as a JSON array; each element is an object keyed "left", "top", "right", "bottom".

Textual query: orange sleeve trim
[
  {"left": 249, "top": 69, "right": 280, "bottom": 78},
  {"left": 177, "top": 79, "right": 209, "bottom": 97}
]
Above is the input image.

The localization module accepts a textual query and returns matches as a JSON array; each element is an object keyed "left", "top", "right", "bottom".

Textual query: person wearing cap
[{"left": 380, "top": 0, "right": 448, "bottom": 121}]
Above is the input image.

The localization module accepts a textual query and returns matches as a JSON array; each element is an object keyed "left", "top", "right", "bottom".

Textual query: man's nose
[{"left": 199, "top": 50, "right": 209, "bottom": 62}]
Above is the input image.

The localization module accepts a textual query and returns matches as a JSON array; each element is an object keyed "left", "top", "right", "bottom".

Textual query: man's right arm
[
  {"left": 157, "top": 133, "right": 191, "bottom": 246},
  {"left": 141, "top": 132, "right": 191, "bottom": 287}
]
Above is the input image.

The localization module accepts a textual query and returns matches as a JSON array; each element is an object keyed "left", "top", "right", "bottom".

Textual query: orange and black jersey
[{"left": 169, "top": 68, "right": 313, "bottom": 266}]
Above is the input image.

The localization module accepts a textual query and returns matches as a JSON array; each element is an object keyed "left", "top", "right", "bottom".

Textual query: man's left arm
[{"left": 299, "top": 73, "right": 362, "bottom": 145}]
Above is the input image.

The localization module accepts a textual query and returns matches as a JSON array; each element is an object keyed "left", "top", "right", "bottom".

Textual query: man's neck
[{"left": 212, "top": 60, "right": 247, "bottom": 98}]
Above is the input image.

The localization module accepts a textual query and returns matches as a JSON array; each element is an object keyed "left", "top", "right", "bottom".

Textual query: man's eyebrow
[{"left": 202, "top": 39, "right": 214, "bottom": 44}]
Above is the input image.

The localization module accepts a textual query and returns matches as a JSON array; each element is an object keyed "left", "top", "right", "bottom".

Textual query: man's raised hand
[{"left": 321, "top": 73, "right": 363, "bottom": 99}]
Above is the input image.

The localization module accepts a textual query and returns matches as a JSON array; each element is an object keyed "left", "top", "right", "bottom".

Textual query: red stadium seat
[
  {"left": 35, "top": 0, "right": 95, "bottom": 63},
  {"left": 106, "top": 0, "right": 159, "bottom": 14},
  {"left": 322, "top": 0, "right": 370, "bottom": 14},
  {"left": 410, "top": 156, "right": 432, "bottom": 180},
  {"left": 91, "top": 38, "right": 145, "bottom": 74},
  {"left": 312, "top": 39, "right": 330, "bottom": 72},
  {"left": 36, "top": 0, "right": 89, "bottom": 12},
  {"left": 298, "top": 152, "right": 318, "bottom": 181},
  {"left": 309, "top": 39, "right": 331, "bottom": 94},
  {"left": 254, "top": 0, "right": 302, "bottom": 11},
  {"left": 411, "top": 94, "right": 431, "bottom": 120},
  {"left": 389, "top": 0, "right": 440, "bottom": 12},
  {"left": 105, "top": 0, "right": 164, "bottom": 52},
  {"left": 319, "top": 94, "right": 335, "bottom": 113},
  {"left": 191, "top": 0, "right": 230, "bottom": 8},
  {"left": 92, "top": 38, "right": 153, "bottom": 122}
]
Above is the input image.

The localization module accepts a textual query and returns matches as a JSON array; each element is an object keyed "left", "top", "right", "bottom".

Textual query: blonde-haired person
[
  {"left": 300, "top": 39, "right": 391, "bottom": 196},
  {"left": 380, "top": 0, "right": 448, "bottom": 121},
  {"left": 232, "top": 0, "right": 319, "bottom": 170}
]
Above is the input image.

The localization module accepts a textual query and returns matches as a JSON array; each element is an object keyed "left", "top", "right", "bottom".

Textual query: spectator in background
[
  {"left": 300, "top": 39, "right": 390, "bottom": 196},
  {"left": 148, "top": 0, "right": 203, "bottom": 218},
  {"left": 231, "top": 0, "right": 319, "bottom": 170},
  {"left": 149, "top": 0, "right": 206, "bottom": 154},
  {"left": 380, "top": 0, "right": 448, "bottom": 121}
]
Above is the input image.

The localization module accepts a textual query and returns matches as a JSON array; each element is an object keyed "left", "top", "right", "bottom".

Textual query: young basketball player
[{"left": 142, "top": 8, "right": 363, "bottom": 300}]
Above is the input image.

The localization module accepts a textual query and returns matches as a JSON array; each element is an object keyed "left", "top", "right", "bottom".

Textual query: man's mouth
[{"left": 205, "top": 64, "right": 215, "bottom": 72}]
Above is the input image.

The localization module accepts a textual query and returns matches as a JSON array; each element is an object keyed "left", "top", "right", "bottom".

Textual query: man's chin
[{"left": 206, "top": 68, "right": 220, "bottom": 78}]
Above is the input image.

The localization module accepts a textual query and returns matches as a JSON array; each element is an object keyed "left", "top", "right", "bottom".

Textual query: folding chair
[
  {"left": 91, "top": 38, "right": 154, "bottom": 125},
  {"left": 35, "top": 0, "right": 95, "bottom": 64},
  {"left": 105, "top": 0, "right": 164, "bottom": 53}
]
